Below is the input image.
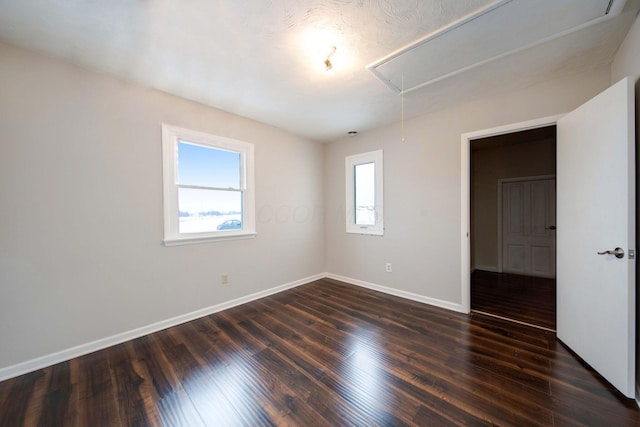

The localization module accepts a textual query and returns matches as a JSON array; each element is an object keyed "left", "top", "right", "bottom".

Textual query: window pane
[
  {"left": 178, "top": 141, "right": 240, "bottom": 188},
  {"left": 354, "top": 162, "right": 375, "bottom": 225},
  {"left": 178, "top": 188, "right": 242, "bottom": 234}
]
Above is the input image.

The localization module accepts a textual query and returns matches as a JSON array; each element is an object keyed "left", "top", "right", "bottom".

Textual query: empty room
[{"left": 2, "top": 0, "right": 640, "bottom": 425}]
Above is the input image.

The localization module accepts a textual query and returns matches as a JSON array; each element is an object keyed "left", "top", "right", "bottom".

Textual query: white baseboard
[
  {"left": 324, "top": 273, "right": 465, "bottom": 314},
  {"left": 0, "top": 272, "right": 466, "bottom": 382},
  {"left": 0, "top": 273, "right": 325, "bottom": 382},
  {"left": 473, "top": 265, "right": 498, "bottom": 273}
]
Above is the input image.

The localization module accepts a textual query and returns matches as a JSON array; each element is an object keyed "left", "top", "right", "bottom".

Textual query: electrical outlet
[
  {"left": 221, "top": 274, "right": 229, "bottom": 284},
  {"left": 385, "top": 263, "right": 392, "bottom": 273}
]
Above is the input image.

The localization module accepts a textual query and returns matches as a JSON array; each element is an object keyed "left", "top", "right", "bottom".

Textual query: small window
[
  {"left": 345, "top": 150, "right": 384, "bottom": 235},
  {"left": 162, "top": 124, "right": 255, "bottom": 245}
]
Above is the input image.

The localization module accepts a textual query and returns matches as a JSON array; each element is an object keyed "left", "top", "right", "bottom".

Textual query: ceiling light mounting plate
[{"left": 325, "top": 46, "right": 337, "bottom": 71}]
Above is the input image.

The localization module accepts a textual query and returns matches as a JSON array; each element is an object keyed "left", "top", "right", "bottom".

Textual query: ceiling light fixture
[{"left": 324, "top": 46, "right": 336, "bottom": 71}]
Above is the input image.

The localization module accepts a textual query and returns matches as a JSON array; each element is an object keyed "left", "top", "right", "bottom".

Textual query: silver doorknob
[{"left": 597, "top": 247, "right": 624, "bottom": 258}]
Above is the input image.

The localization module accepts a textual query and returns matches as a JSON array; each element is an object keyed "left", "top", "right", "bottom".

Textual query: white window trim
[
  {"left": 345, "top": 149, "right": 384, "bottom": 236},
  {"left": 161, "top": 124, "right": 256, "bottom": 246}
]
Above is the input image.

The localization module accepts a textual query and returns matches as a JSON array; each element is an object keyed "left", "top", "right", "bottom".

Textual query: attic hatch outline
[{"left": 366, "top": 0, "right": 627, "bottom": 94}]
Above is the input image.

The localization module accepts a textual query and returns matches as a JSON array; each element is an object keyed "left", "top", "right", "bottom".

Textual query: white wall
[
  {"left": 324, "top": 67, "right": 611, "bottom": 309},
  {"left": 612, "top": 12, "right": 640, "bottom": 83},
  {"left": 0, "top": 42, "right": 324, "bottom": 373}
]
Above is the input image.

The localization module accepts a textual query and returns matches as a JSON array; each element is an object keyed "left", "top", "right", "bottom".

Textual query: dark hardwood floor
[
  {"left": 471, "top": 270, "right": 556, "bottom": 330},
  {"left": 1, "top": 278, "right": 638, "bottom": 426}
]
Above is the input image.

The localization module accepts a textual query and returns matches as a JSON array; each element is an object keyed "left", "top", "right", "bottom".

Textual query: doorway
[
  {"left": 469, "top": 125, "right": 557, "bottom": 330},
  {"left": 461, "top": 80, "right": 635, "bottom": 399}
]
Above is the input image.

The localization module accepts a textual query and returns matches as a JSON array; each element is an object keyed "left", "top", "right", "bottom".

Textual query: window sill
[
  {"left": 346, "top": 228, "right": 384, "bottom": 236},
  {"left": 163, "top": 232, "right": 257, "bottom": 246}
]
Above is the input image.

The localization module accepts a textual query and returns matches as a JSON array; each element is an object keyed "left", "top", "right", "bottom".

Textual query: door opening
[
  {"left": 460, "top": 114, "right": 562, "bottom": 315},
  {"left": 470, "top": 126, "right": 557, "bottom": 330}
]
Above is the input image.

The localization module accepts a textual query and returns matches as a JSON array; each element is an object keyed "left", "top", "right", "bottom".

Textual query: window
[
  {"left": 345, "top": 150, "right": 384, "bottom": 235},
  {"left": 162, "top": 124, "right": 255, "bottom": 245}
]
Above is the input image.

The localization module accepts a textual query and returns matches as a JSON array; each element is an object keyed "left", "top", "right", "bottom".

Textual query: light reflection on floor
[{"left": 340, "top": 335, "right": 386, "bottom": 419}]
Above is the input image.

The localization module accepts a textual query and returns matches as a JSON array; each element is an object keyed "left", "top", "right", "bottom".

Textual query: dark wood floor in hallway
[
  {"left": 471, "top": 270, "right": 556, "bottom": 330},
  {"left": 0, "top": 278, "right": 637, "bottom": 426}
]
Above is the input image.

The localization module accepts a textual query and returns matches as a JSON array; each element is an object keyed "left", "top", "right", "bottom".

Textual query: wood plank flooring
[
  {"left": 471, "top": 270, "right": 556, "bottom": 330},
  {"left": 1, "top": 278, "right": 638, "bottom": 426}
]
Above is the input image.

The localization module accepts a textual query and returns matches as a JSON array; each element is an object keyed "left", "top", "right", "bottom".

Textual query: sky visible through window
[
  {"left": 177, "top": 141, "right": 243, "bottom": 232},
  {"left": 354, "top": 162, "right": 375, "bottom": 225}
]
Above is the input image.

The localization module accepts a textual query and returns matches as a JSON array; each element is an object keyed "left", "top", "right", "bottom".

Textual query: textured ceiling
[{"left": 0, "top": 0, "right": 637, "bottom": 142}]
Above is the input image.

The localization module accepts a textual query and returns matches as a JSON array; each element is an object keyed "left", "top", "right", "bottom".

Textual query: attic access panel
[{"left": 367, "top": 0, "right": 626, "bottom": 93}]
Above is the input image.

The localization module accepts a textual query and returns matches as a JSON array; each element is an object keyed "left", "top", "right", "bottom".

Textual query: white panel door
[
  {"left": 557, "top": 77, "right": 635, "bottom": 398},
  {"left": 502, "top": 179, "right": 556, "bottom": 278},
  {"left": 503, "top": 182, "right": 526, "bottom": 273},
  {"left": 530, "top": 180, "right": 556, "bottom": 277}
]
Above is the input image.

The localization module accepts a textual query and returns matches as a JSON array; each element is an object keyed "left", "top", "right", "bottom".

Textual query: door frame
[
  {"left": 497, "top": 175, "right": 556, "bottom": 275},
  {"left": 460, "top": 114, "right": 563, "bottom": 313}
]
